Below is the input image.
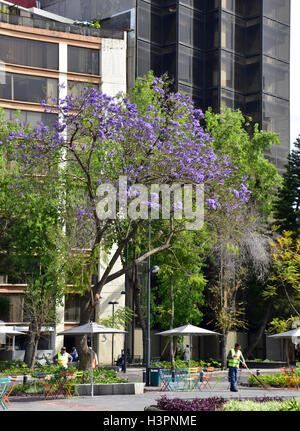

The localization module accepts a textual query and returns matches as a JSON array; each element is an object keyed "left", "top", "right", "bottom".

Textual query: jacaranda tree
[{"left": 3, "top": 76, "right": 250, "bottom": 369}]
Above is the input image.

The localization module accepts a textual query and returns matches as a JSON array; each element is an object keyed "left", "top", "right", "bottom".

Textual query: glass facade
[
  {"left": 40, "top": 0, "right": 291, "bottom": 171},
  {"left": 68, "top": 46, "right": 100, "bottom": 75},
  {"left": 0, "top": 35, "right": 58, "bottom": 70},
  {"left": 0, "top": 73, "right": 58, "bottom": 104}
]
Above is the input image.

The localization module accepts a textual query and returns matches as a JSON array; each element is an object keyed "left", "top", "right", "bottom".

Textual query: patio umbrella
[
  {"left": 0, "top": 325, "right": 25, "bottom": 336},
  {"left": 268, "top": 327, "right": 300, "bottom": 365},
  {"left": 57, "top": 322, "right": 126, "bottom": 397},
  {"left": 156, "top": 324, "right": 221, "bottom": 369}
]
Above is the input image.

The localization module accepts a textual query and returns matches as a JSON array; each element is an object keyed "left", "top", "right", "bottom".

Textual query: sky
[{"left": 290, "top": 0, "right": 299, "bottom": 149}]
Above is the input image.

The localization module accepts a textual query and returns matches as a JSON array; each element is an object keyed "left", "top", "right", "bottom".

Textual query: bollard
[{"left": 23, "top": 374, "right": 28, "bottom": 384}]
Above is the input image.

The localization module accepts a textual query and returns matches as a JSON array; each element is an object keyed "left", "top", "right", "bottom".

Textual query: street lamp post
[{"left": 108, "top": 300, "right": 118, "bottom": 365}]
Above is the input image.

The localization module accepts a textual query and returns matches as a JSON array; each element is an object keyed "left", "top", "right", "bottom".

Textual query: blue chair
[{"left": 0, "top": 377, "right": 11, "bottom": 410}]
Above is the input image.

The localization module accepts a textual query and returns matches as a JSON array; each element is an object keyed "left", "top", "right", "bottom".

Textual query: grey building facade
[{"left": 40, "top": 0, "right": 290, "bottom": 172}]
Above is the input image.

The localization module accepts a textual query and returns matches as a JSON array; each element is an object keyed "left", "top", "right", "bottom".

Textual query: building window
[
  {"left": 0, "top": 73, "right": 58, "bottom": 104},
  {"left": 0, "top": 35, "right": 58, "bottom": 70},
  {"left": 263, "top": 56, "right": 289, "bottom": 100},
  {"left": 67, "top": 81, "right": 99, "bottom": 98},
  {"left": 178, "top": 45, "right": 204, "bottom": 89},
  {"left": 263, "top": 17, "right": 290, "bottom": 62},
  {"left": 64, "top": 295, "right": 80, "bottom": 322},
  {"left": 4, "top": 108, "right": 57, "bottom": 128},
  {"left": 68, "top": 46, "right": 99, "bottom": 75},
  {"left": 262, "top": 94, "right": 289, "bottom": 146},
  {"left": 263, "top": 0, "right": 290, "bottom": 25}
]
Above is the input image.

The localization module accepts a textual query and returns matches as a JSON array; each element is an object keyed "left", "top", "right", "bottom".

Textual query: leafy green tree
[
  {"left": 203, "top": 108, "right": 282, "bottom": 365},
  {"left": 273, "top": 138, "right": 300, "bottom": 235}
]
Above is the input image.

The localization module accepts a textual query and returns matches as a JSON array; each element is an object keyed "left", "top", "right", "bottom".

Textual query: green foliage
[
  {"left": 98, "top": 306, "right": 134, "bottom": 329},
  {"left": 205, "top": 107, "right": 282, "bottom": 216},
  {"left": 224, "top": 398, "right": 300, "bottom": 411},
  {"left": 273, "top": 138, "right": 300, "bottom": 235},
  {"left": 247, "top": 373, "right": 288, "bottom": 388},
  {"left": 151, "top": 358, "right": 221, "bottom": 369}
]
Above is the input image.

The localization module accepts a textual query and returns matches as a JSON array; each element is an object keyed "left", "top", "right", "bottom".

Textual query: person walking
[
  {"left": 70, "top": 347, "right": 79, "bottom": 362},
  {"left": 227, "top": 343, "right": 246, "bottom": 392},
  {"left": 53, "top": 347, "right": 72, "bottom": 370}
]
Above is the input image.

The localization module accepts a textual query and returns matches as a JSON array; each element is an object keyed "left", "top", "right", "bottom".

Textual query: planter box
[
  {"left": 75, "top": 382, "right": 145, "bottom": 396},
  {"left": 246, "top": 361, "right": 287, "bottom": 369}
]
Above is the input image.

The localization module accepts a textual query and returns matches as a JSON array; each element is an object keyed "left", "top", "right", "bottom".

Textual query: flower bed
[{"left": 152, "top": 396, "right": 300, "bottom": 412}]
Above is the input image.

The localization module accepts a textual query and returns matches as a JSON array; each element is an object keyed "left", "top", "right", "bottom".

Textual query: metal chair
[
  {"left": 55, "top": 370, "right": 74, "bottom": 398},
  {"left": 159, "top": 368, "right": 176, "bottom": 391},
  {"left": 0, "top": 377, "right": 10, "bottom": 410},
  {"left": 34, "top": 372, "right": 56, "bottom": 399},
  {"left": 200, "top": 367, "right": 214, "bottom": 390},
  {"left": 3, "top": 376, "right": 17, "bottom": 407},
  {"left": 183, "top": 367, "right": 203, "bottom": 391}
]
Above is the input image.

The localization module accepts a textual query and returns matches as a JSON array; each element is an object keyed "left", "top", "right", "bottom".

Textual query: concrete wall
[{"left": 101, "top": 34, "right": 127, "bottom": 96}]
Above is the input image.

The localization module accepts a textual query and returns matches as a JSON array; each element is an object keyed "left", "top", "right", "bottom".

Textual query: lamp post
[
  {"left": 145, "top": 260, "right": 160, "bottom": 386},
  {"left": 108, "top": 300, "right": 119, "bottom": 365}
]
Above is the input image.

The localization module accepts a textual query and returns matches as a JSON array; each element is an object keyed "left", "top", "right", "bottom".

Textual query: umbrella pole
[
  {"left": 189, "top": 335, "right": 191, "bottom": 389},
  {"left": 91, "top": 333, "right": 94, "bottom": 397}
]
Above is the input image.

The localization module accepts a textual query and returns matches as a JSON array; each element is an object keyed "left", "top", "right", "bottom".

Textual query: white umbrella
[
  {"left": 268, "top": 327, "right": 300, "bottom": 339},
  {"left": 268, "top": 328, "right": 300, "bottom": 365},
  {"left": 0, "top": 325, "right": 25, "bottom": 336},
  {"left": 57, "top": 322, "right": 126, "bottom": 397},
  {"left": 156, "top": 324, "right": 221, "bottom": 369}
]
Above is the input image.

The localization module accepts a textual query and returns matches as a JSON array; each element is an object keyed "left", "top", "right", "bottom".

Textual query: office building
[
  {"left": 0, "top": 0, "right": 126, "bottom": 364},
  {"left": 41, "top": 0, "right": 290, "bottom": 172}
]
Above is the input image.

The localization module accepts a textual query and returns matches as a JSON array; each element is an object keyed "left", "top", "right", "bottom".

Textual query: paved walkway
[{"left": 4, "top": 368, "right": 300, "bottom": 412}]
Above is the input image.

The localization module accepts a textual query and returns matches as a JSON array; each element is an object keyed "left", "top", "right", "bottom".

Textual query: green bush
[
  {"left": 151, "top": 358, "right": 221, "bottom": 370},
  {"left": 224, "top": 398, "right": 300, "bottom": 411},
  {"left": 248, "top": 373, "right": 289, "bottom": 388},
  {"left": 0, "top": 360, "right": 32, "bottom": 375}
]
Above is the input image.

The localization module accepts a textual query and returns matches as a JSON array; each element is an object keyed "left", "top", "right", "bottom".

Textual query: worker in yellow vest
[
  {"left": 53, "top": 347, "right": 72, "bottom": 370},
  {"left": 227, "top": 343, "right": 246, "bottom": 392}
]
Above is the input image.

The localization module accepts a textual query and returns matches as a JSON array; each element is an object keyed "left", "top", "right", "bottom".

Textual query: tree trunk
[
  {"left": 221, "top": 331, "right": 228, "bottom": 369},
  {"left": 244, "top": 302, "right": 272, "bottom": 359},
  {"left": 77, "top": 290, "right": 95, "bottom": 371},
  {"left": 170, "top": 276, "right": 175, "bottom": 370},
  {"left": 24, "top": 323, "right": 39, "bottom": 369}
]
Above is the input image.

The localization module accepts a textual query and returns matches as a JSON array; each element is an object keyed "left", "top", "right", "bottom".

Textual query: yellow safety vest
[
  {"left": 57, "top": 352, "right": 68, "bottom": 368},
  {"left": 228, "top": 348, "right": 242, "bottom": 368}
]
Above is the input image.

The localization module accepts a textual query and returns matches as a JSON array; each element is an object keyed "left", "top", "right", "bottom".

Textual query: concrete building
[{"left": 0, "top": 0, "right": 127, "bottom": 365}]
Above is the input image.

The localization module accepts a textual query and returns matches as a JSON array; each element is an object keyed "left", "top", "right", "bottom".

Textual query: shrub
[
  {"left": 156, "top": 395, "right": 226, "bottom": 411},
  {"left": 224, "top": 397, "right": 300, "bottom": 411},
  {"left": 248, "top": 373, "right": 290, "bottom": 388},
  {"left": 151, "top": 358, "right": 221, "bottom": 370}
]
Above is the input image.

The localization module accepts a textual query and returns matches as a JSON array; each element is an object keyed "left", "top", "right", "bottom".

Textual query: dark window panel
[
  {"left": 263, "top": 94, "right": 289, "bottom": 145},
  {"left": 163, "top": 11, "right": 177, "bottom": 45},
  {"left": 246, "top": 18, "right": 261, "bottom": 56},
  {"left": 221, "top": 0, "right": 260, "bottom": 17},
  {"left": 263, "top": 18, "right": 290, "bottom": 62},
  {"left": 13, "top": 74, "right": 58, "bottom": 104},
  {"left": 179, "top": 0, "right": 218, "bottom": 11},
  {"left": 0, "top": 73, "right": 12, "bottom": 100},
  {"left": 221, "top": 11, "right": 245, "bottom": 55},
  {"left": 205, "top": 88, "right": 219, "bottom": 111},
  {"left": 178, "top": 5, "right": 205, "bottom": 49},
  {"left": 263, "top": 0, "right": 290, "bottom": 25},
  {"left": 162, "top": 47, "right": 176, "bottom": 80},
  {"left": 244, "top": 96, "right": 261, "bottom": 124},
  {"left": 205, "top": 11, "right": 219, "bottom": 50},
  {"left": 68, "top": 46, "right": 99, "bottom": 75},
  {"left": 4, "top": 108, "right": 57, "bottom": 128},
  {"left": 263, "top": 56, "right": 289, "bottom": 100},
  {"left": 245, "top": 56, "right": 260, "bottom": 94},
  {"left": 137, "top": 1, "right": 162, "bottom": 46},
  {"left": 221, "top": 88, "right": 245, "bottom": 111},
  {"left": 178, "top": 45, "right": 204, "bottom": 89},
  {"left": 0, "top": 35, "right": 58, "bottom": 70},
  {"left": 0, "top": 73, "right": 57, "bottom": 104},
  {"left": 137, "top": 40, "right": 162, "bottom": 78},
  {"left": 221, "top": 51, "right": 244, "bottom": 93},
  {"left": 205, "top": 51, "right": 219, "bottom": 88}
]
